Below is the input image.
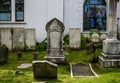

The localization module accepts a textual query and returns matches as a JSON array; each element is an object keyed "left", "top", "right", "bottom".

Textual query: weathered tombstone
[
  {"left": 69, "top": 28, "right": 81, "bottom": 49},
  {"left": 98, "top": 0, "right": 120, "bottom": 67},
  {"left": 32, "top": 60, "right": 57, "bottom": 79},
  {"left": 86, "top": 42, "right": 96, "bottom": 55},
  {"left": 91, "top": 33, "right": 99, "bottom": 42},
  {"left": 44, "top": 18, "right": 66, "bottom": 64},
  {"left": 13, "top": 28, "right": 25, "bottom": 51},
  {"left": 24, "top": 29, "right": 36, "bottom": 50},
  {"left": 0, "top": 44, "right": 9, "bottom": 64},
  {"left": 33, "top": 52, "right": 38, "bottom": 60},
  {"left": 0, "top": 28, "right": 12, "bottom": 50},
  {"left": 17, "top": 52, "right": 22, "bottom": 60},
  {"left": 100, "top": 34, "right": 108, "bottom": 41}
]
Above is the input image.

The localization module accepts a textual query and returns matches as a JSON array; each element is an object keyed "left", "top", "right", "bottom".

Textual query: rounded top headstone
[
  {"left": 91, "top": 33, "right": 99, "bottom": 42},
  {"left": 45, "top": 18, "right": 64, "bottom": 32},
  {"left": 100, "top": 34, "right": 108, "bottom": 41}
]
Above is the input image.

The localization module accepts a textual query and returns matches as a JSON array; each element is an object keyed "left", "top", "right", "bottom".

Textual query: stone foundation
[
  {"left": 45, "top": 56, "right": 66, "bottom": 64},
  {"left": 98, "top": 53, "right": 120, "bottom": 67},
  {"left": 98, "top": 38, "right": 120, "bottom": 68}
]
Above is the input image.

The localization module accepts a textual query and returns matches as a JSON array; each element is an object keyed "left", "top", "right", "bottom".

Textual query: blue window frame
[
  {"left": 83, "top": 0, "right": 107, "bottom": 31},
  {"left": 0, "top": 0, "right": 11, "bottom": 21},
  {"left": 15, "top": 0, "right": 24, "bottom": 21}
]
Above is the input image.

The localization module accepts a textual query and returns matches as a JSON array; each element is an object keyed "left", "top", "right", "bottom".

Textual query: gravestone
[
  {"left": 17, "top": 63, "right": 32, "bottom": 68},
  {"left": 86, "top": 42, "right": 96, "bottom": 55},
  {"left": 100, "top": 34, "right": 108, "bottom": 41},
  {"left": 13, "top": 28, "right": 25, "bottom": 51},
  {"left": 44, "top": 18, "right": 66, "bottom": 64},
  {"left": 32, "top": 60, "right": 57, "bottom": 79},
  {"left": 91, "top": 33, "right": 99, "bottom": 42},
  {"left": 69, "top": 28, "right": 81, "bottom": 49},
  {"left": 98, "top": 0, "right": 120, "bottom": 67},
  {"left": 24, "top": 29, "right": 36, "bottom": 50},
  {"left": 70, "top": 62, "right": 98, "bottom": 77},
  {"left": 33, "top": 52, "right": 38, "bottom": 60},
  {"left": 0, "top": 44, "right": 9, "bottom": 64},
  {"left": 0, "top": 28, "right": 12, "bottom": 50},
  {"left": 17, "top": 52, "right": 22, "bottom": 60}
]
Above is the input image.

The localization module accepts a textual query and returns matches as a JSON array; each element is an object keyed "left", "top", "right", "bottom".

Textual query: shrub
[{"left": 36, "top": 42, "right": 47, "bottom": 51}]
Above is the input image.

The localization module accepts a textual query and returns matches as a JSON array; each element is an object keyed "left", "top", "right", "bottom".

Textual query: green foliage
[
  {"left": 0, "top": 50, "right": 120, "bottom": 83},
  {"left": 63, "top": 34, "right": 69, "bottom": 45},
  {"left": 81, "top": 36, "right": 90, "bottom": 50},
  {"left": 36, "top": 42, "right": 47, "bottom": 51},
  {"left": 117, "top": 32, "right": 120, "bottom": 41},
  {"left": 10, "top": 27, "right": 14, "bottom": 36}
]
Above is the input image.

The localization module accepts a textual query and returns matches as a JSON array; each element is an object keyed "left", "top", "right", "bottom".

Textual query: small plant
[
  {"left": 81, "top": 35, "right": 90, "bottom": 50},
  {"left": 36, "top": 42, "right": 47, "bottom": 51},
  {"left": 63, "top": 34, "right": 69, "bottom": 45}
]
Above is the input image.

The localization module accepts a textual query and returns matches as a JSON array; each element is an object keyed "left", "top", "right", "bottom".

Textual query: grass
[{"left": 0, "top": 49, "right": 120, "bottom": 83}]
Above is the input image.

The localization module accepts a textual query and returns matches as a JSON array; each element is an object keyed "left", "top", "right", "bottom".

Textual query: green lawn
[{"left": 0, "top": 49, "right": 120, "bottom": 83}]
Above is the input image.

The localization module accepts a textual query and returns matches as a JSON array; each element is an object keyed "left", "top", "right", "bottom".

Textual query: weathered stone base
[
  {"left": 98, "top": 53, "right": 120, "bottom": 68},
  {"left": 44, "top": 56, "right": 66, "bottom": 64}
]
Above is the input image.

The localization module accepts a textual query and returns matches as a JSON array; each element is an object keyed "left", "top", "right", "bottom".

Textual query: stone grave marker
[
  {"left": 33, "top": 52, "right": 38, "bottom": 60},
  {"left": 69, "top": 28, "right": 81, "bottom": 49},
  {"left": 44, "top": 18, "right": 66, "bottom": 64},
  {"left": 0, "top": 44, "right": 9, "bottom": 64},
  {"left": 13, "top": 28, "right": 25, "bottom": 51},
  {"left": 70, "top": 62, "right": 98, "bottom": 77},
  {"left": 0, "top": 28, "right": 12, "bottom": 50},
  {"left": 17, "top": 63, "right": 32, "bottom": 68},
  {"left": 91, "top": 33, "right": 99, "bottom": 42},
  {"left": 17, "top": 52, "right": 22, "bottom": 60},
  {"left": 86, "top": 42, "right": 96, "bottom": 55},
  {"left": 32, "top": 60, "right": 57, "bottom": 79},
  {"left": 98, "top": 0, "right": 120, "bottom": 68},
  {"left": 24, "top": 29, "right": 36, "bottom": 50}
]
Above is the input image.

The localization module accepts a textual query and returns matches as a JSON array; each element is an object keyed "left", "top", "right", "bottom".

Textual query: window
[
  {"left": 83, "top": 0, "right": 107, "bottom": 31},
  {"left": 15, "top": 0, "right": 24, "bottom": 21},
  {"left": 0, "top": 0, "right": 11, "bottom": 21}
]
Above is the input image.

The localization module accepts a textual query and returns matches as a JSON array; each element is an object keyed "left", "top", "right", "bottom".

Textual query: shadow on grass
[
  {"left": 34, "top": 79, "right": 63, "bottom": 83},
  {"left": 92, "top": 64, "right": 120, "bottom": 75}
]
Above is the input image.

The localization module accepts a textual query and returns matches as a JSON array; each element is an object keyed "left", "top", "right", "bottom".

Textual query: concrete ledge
[
  {"left": 98, "top": 56, "right": 120, "bottom": 68},
  {"left": 44, "top": 56, "right": 66, "bottom": 64}
]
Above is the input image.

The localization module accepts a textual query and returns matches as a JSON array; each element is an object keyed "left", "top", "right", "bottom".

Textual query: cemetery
[{"left": 0, "top": 0, "right": 120, "bottom": 83}]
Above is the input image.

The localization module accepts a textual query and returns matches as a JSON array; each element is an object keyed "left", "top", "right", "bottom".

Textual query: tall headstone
[
  {"left": 0, "top": 28, "right": 12, "bottom": 50},
  {"left": 69, "top": 28, "right": 81, "bottom": 49},
  {"left": 98, "top": 0, "right": 120, "bottom": 67},
  {"left": 13, "top": 28, "right": 25, "bottom": 51},
  {"left": 45, "top": 18, "right": 66, "bottom": 64},
  {"left": 24, "top": 29, "right": 36, "bottom": 50}
]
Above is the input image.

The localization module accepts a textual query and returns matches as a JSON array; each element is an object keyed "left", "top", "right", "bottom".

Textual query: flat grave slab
[
  {"left": 70, "top": 62, "right": 98, "bottom": 77},
  {"left": 32, "top": 82, "right": 46, "bottom": 83},
  {"left": 17, "top": 63, "right": 32, "bottom": 68}
]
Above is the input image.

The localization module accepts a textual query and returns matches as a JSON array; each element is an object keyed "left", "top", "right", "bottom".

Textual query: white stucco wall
[
  {"left": 0, "top": 0, "right": 63, "bottom": 42},
  {"left": 64, "top": 0, "right": 83, "bottom": 33},
  {"left": 0, "top": 0, "right": 120, "bottom": 41}
]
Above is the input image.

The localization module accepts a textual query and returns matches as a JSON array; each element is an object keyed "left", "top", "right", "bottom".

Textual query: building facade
[{"left": 0, "top": 0, "right": 120, "bottom": 42}]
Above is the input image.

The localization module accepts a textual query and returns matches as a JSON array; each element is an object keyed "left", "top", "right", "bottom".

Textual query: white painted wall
[
  {"left": 1, "top": 0, "right": 120, "bottom": 41},
  {"left": 0, "top": 0, "right": 63, "bottom": 42},
  {"left": 64, "top": 0, "right": 83, "bottom": 34}
]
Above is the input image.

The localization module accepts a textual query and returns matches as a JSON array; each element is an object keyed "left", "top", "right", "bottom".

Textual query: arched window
[{"left": 83, "top": 0, "right": 107, "bottom": 31}]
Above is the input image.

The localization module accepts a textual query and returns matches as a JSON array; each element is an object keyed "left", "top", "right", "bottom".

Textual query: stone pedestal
[
  {"left": 98, "top": 38, "right": 120, "bottom": 67},
  {"left": 44, "top": 18, "right": 66, "bottom": 64}
]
